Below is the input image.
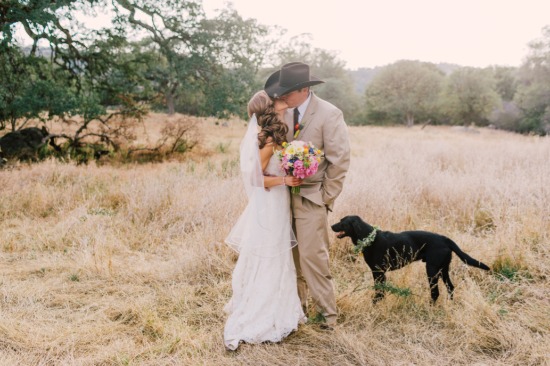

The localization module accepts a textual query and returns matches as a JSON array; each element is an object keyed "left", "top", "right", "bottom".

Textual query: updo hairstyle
[{"left": 247, "top": 91, "right": 288, "bottom": 149}]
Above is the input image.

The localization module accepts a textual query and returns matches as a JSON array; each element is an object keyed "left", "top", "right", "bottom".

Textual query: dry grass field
[{"left": 1, "top": 114, "right": 549, "bottom": 365}]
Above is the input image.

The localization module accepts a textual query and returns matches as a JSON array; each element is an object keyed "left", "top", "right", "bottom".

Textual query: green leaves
[
  {"left": 441, "top": 67, "right": 500, "bottom": 126},
  {"left": 513, "top": 27, "right": 550, "bottom": 135},
  {"left": 364, "top": 60, "right": 444, "bottom": 126},
  {"left": 354, "top": 226, "right": 379, "bottom": 254},
  {"left": 373, "top": 282, "right": 412, "bottom": 298}
]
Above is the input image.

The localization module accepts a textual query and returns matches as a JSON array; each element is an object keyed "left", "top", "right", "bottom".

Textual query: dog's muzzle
[{"left": 331, "top": 223, "right": 347, "bottom": 239}]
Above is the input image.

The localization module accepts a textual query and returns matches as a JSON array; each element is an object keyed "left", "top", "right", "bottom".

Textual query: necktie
[{"left": 293, "top": 108, "right": 300, "bottom": 137}]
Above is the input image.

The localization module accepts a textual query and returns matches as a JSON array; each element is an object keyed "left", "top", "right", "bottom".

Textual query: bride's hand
[{"left": 284, "top": 176, "right": 302, "bottom": 187}]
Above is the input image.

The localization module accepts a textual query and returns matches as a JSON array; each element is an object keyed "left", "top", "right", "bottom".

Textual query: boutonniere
[
  {"left": 293, "top": 122, "right": 304, "bottom": 139},
  {"left": 294, "top": 121, "right": 306, "bottom": 138}
]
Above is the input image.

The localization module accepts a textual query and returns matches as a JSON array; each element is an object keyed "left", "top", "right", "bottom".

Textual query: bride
[{"left": 224, "top": 90, "right": 305, "bottom": 351}]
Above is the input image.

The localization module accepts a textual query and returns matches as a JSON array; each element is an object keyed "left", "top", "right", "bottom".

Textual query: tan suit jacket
[
  {"left": 285, "top": 92, "right": 350, "bottom": 324},
  {"left": 285, "top": 93, "right": 351, "bottom": 212}
]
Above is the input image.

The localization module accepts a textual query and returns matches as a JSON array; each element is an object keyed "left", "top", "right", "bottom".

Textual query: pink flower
[
  {"left": 306, "top": 159, "right": 319, "bottom": 176},
  {"left": 293, "top": 160, "right": 305, "bottom": 178},
  {"left": 274, "top": 140, "right": 324, "bottom": 194}
]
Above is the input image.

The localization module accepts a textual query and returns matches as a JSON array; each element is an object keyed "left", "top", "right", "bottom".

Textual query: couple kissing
[{"left": 223, "top": 62, "right": 351, "bottom": 351}]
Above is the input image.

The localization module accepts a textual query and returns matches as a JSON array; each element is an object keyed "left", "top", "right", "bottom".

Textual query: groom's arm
[{"left": 321, "top": 108, "right": 351, "bottom": 210}]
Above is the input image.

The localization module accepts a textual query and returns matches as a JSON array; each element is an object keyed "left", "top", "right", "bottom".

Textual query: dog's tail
[{"left": 447, "top": 239, "right": 490, "bottom": 270}]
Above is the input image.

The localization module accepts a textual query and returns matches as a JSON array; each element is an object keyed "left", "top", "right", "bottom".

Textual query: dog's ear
[{"left": 351, "top": 218, "right": 363, "bottom": 236}]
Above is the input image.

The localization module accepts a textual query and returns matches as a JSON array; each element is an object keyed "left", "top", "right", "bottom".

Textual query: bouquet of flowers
[{"left": 275, "top": 140, "right": 324, "bottom": 194}]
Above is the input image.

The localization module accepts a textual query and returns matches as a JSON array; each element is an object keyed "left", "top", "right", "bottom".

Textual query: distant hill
[
  {"left": 22, "top": 46, "right": 52, "bottom": 58},
  {"left": 349, "top": 62, "right": 462, "bottom": 94},
  {"left": 348, "top": 66, "right": 384, "bottom": 94}
]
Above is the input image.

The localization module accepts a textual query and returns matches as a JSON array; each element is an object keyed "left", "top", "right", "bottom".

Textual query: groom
[{"left": 264, "top": 62, "right": 351, "bottom": 328}]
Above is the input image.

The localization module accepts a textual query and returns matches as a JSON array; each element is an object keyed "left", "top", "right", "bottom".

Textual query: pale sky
[{"left": 203, "top": 0, "right": 550, "bottom": 70}]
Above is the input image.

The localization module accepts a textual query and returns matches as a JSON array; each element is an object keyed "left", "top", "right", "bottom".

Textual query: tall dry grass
[{"left": 1, "top": 117, "right": 549, "bottom": 365}]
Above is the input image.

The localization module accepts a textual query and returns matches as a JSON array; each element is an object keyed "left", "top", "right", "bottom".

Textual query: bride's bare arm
[
  {"left": 263, "top": 174, "right": 302, "bottom": 188},
  {"left": 259, "top": 139, "right": 274, "bottom": 171},
  {"left": 263, "top": 173, "right": 302, "bottom": 188}
]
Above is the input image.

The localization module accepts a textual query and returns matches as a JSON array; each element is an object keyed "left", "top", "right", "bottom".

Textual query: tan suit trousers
[{"left": 291, "top": 194, "right": 337, "bottom": 325}]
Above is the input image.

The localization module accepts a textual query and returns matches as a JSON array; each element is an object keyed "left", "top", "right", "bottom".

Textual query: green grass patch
[
  {"left": 492, "top": 255, "right": 531, "bottom": 282},
  {"left": 374, "top": 282, "right": 412, "bottom": 298}
]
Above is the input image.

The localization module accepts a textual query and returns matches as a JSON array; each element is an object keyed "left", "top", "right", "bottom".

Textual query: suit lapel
[{"left": 295, "top": 93, "right": 319, "bottom": 139}]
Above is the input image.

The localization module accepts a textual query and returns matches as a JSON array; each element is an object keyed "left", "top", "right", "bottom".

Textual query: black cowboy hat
[{"left": 264, "top": 62, "right": 324, "bottom": 98}]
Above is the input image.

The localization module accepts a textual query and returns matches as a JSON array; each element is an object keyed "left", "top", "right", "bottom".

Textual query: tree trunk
[
  {"left": 10, "top": 116, "right": 17, "bottom": 132},
  {"left": 166, "top": 93, "right": 175, "bottom": 115},
  {"left": 166, "top": 82, "right": 179, "bottom": 115},
  {"left": 406, "top": 114, "right": 414, "bottom": 127}
]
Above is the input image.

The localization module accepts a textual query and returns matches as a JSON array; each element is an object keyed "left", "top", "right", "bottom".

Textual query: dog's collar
[{"left": 354, "top": 226, "right": 379, "bottom": 254}]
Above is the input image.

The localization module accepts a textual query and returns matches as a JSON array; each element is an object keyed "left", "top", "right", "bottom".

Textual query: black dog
[{"left": 331, "top": 215, "right": 490, "bottom": 303}]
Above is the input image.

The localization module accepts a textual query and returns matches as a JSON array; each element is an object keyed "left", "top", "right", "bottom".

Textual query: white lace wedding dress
[{"left": 224, "top": 154, "right": 305, "bottom": 351}]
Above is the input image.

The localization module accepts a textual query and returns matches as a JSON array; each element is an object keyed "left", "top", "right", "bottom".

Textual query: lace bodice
[{"left": 264, "top": 153, "right": 284, "bottom": 177}]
